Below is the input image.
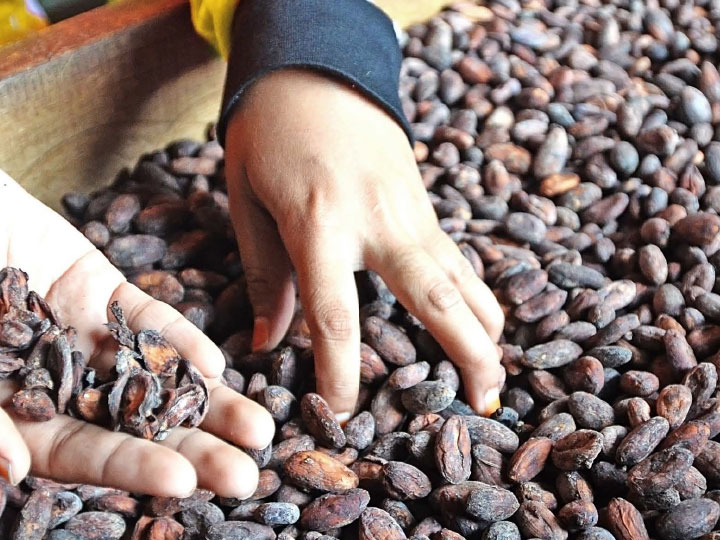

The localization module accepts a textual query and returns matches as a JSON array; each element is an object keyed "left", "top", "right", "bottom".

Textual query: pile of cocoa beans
[{"left": 4, "top": 0, "right": 720, "bottom": 538}]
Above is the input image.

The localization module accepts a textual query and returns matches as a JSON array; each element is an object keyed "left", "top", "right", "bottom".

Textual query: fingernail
[
  {"left": 335, "top": 412, "right": 352, "bottom": 426},
  {"left": 251, "top": 317, "right": 269, "bottom": 352},
  {"left": 483, "top": 387, "right": 501, "bottom": 417},
  {"left": 0, "top": 457, "right": 17, "bottom": 486}
]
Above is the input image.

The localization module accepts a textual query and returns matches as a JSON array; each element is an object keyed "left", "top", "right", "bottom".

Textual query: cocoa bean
[
  {"left": 401, "top": 382, "right": 456, "bottom": 414},
  {"left": 567, "top": 392, "right": 615, "bottom": 430},
  {"left": 616, "top": 417, "right": 671, "bottom": 467},
  {"left": 359, "top": 508, "right": 407, "bottom": 540},
  {"left": 435, "top": 416, "right": 471, "bottom": 484},
  {"left": 515, "top": 501, "right": 568, "bottom": 540},
  {"left": 522, "top": 340, "right": 583, "bottom": 369},
  {"left": 283, "top": 451, "right": 358, "bottom": 493},
  {"left": 507, "top": 437, "right": 553, "bottom": 482},
  {"left": 466, "top": 484, "right": 519, "bottom": 522},
  {"left": 301, "top": 393, "right": 346, "bottom": 449},
  {"left": 551, "top": 430, "right": 603, "bottom": 471},
  {"left": 655, "top": 499, "right": 720, "bottom": 540},
  {"left": 362, "top": 317, "right": 416, "bottom": 366},
  {"left": 606, "top": 498, "right": 649, "bottom": 540}
]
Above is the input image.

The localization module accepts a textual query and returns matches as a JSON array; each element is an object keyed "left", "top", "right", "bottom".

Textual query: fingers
[
  {"left": 227, "top": 180, "right": 296, "bottom": 352},
  {"left": 161, "top": 427, "right": 260, "bottom": 499},
  {"left": 289, "top": 235, "right": 360, "bottom": 420},
  {"left": 13, "top": 410, "right": 261, "bottom": 499},
  {"left": 368, "top": 242, "right": 502, "bottom": 416},
  {"left": 200, "top": 382, "right": 275, "bottom": 449},
  {"left": 109, "top": 282, "right": 225, "bottom": 379},
  {"left": 0, "top": 406, "right": 31, "bottom": 485},
  {"left": 11, "top": 413, "right": 197, "bottom": 497},
  {"left": 427, "top": 230, "right": 505, "bottom": 342},
  {"left": 3, "top": 378, "right": 263, "bottom": 498}
]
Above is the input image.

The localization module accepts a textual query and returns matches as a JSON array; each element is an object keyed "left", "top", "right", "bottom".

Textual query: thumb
[{"left": 229, "top": 188, "right": 296, "bottom": 353}]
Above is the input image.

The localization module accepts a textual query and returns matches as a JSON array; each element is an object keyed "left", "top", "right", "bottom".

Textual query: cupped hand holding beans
[
  {"left": 224, "top": 69, "right": 505, "bottom": 421},
  {"left": 0, "top": 171, "right": 274, "bottom": 498}
]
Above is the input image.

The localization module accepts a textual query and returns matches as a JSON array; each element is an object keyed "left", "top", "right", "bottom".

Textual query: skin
[
  {"left": 225, "top": 69, "right": 504, "bottom": 422},
  {"left": 0, "top": 69, "right": 504, "bottom": 497}
]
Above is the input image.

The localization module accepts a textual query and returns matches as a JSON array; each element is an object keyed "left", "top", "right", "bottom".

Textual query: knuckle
[
  {"left": 426, "top": 280, "right": 462, "bottom": 312},
  {"left": 453, "top": 257, "right": 480, "bottom": 282},
  {"left": 390, "top": 246, "right": 425, "bottom": 281},
  {"left": 100, "top": 437, "right": 134, "bottom": 485},
  {"left": 303, "top": 200, "right": 331, "bottom": 233},
  {"left": 120, "top": 294, "right": 154, "bottom": 327},
  {"left": 451, "top": 355, "right": 476, "bottom": 370},
  {"left": 47, "top": 422, "right": 85, "bottom": 468},
  {"left": 300, "top": 153, "right": 336, "bottom": 183},
  {"left": 157, "top": 314, "right": 186, "bottom": 340},
  {"left": 321, "top": 379, "right": 358, "bottom": 401},
  {"left": 311, "top": 305, "right": 355, "bottom": 342},
  {"left": 221, "top": 397, "right": 245, "bottom": 428},
  {"left": 300, "top": 162, "right": 339, "bottom": 215},
  {"left": 459, "top": 349, "right": 500, "bottom": 371},
  {"left": 243, "top": 267, "right": 273, "bottom": 296}
]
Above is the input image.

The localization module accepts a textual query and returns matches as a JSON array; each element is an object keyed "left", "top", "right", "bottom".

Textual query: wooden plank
[
  {"left": 0, "top": 0, "right": 453, "bottom": 209},
  {"left": 0, "top": 0, "right": 226, "bottom": 209}
]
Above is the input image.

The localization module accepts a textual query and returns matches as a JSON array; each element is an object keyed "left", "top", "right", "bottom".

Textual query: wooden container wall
[{"left": 0, "top": 0, "right": 453, "bottom": 209}]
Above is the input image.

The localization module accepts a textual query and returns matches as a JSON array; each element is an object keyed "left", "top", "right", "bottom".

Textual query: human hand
[
  {"left": 224, "top": 69, "right": 504, "bottom": 420},
  {"left": 0, "top": 171, "right": 274, "bottom": 498}
]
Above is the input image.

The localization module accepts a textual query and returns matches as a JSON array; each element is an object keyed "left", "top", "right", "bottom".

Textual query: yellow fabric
[
  {"left": 0, "top": 0, "right": 47, "bottom": 46},
  {"left": 0, "top": 0, "right": 239, "bottom": 56},
  {"left": 189, "top": 0, "right": 239, "bottom": 59}
]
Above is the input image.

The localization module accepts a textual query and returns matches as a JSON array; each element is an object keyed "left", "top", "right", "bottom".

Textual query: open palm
[{"left": 0, "top": 171, "right": 274, "bottom": 498}]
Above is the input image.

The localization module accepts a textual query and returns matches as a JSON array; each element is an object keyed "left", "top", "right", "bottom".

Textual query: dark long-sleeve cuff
[{"left": 217, "top": 0, "right": 412, "bottom": 147}]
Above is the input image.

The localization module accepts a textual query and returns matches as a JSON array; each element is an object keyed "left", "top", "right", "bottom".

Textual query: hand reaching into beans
[
  {"left": 0, "top": 172, "right": 274, "bottom": 498},
  {"left": 225, "top": 69, "right": 505, "bottom": 421}
]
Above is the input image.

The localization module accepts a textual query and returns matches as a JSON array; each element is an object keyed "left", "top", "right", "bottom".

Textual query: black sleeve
[
  {"left": 216, "top": 0, "right": 412, "bottom": 147},
  {"left": 37, "top": 0, "right": 106, "bottom": 22}
]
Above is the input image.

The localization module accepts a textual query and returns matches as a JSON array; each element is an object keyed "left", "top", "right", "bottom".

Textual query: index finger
[{"left": 10, "top": 412, "right": 197, "bottom": 497}]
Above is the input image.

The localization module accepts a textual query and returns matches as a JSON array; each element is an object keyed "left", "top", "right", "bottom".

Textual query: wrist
[{"left": 218, "top": 0, "right": 412, "bottom": 147}]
